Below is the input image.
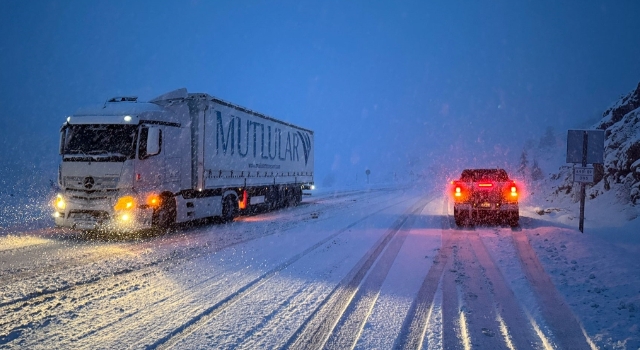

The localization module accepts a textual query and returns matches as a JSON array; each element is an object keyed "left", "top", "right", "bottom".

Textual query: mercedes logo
[{"left": 83, "top": 176, "right": 95, "bottom": 189}]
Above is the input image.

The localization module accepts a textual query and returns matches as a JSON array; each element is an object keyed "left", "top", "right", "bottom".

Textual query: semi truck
[
  {"left": 53, "top": 88, "right": 314, "bottom": 231},
  {"left": 450, "top": 168, "right": 519, "bottom": 227}
]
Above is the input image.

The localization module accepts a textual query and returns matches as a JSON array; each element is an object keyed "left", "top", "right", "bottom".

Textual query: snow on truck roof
[
  {"left": 68, "top": 88, "right": 313, "bottom": 133},
  {"left": 155, "top": 88, "right": 313, "bottom": 134},
  {"left": 73, "top": 101, "right": 164, "bottom": 116},
  {"left": 460, "top": 169, "right": 509, "bottom": 181}
]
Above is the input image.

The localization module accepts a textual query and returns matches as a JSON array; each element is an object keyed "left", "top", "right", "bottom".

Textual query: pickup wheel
[
  {"left": 508, "top": 211, "right": 519, "bottom": 227},
  {"left": 454, "top": 208, "right": 468, "bottom": 227},
  {"left": 153, "top": 195, "right": 176, "bottom": 229},
  {"left": 221, "top": 196, "right": 238, "bottom": 223}
]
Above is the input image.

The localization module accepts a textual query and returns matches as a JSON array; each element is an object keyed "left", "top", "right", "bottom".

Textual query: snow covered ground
[{"left": 0, "top": 183, "right": 639, "bottom": 349}]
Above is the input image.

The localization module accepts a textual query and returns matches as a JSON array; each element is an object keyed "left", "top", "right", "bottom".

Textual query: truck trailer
[{"left": 53, "top": 88, "right": 314, "bottom": 231}]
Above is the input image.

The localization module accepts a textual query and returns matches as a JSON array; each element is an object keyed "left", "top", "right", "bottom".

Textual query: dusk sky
[{"left": 1, "top": 1, "right": 640, "bottom": 189}]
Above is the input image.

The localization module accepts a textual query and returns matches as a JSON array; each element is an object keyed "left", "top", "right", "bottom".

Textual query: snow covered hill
[{"left": 597, "top": 82, "right": 640, "bottom": 205}]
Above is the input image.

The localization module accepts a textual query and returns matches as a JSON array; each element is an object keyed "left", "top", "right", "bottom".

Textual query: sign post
[{"left": 566, "top": 130, "right": 604, "bottom": 233}]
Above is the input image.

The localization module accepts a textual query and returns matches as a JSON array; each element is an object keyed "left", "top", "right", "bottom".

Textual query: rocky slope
[
  {"left": 596, "top": 82, "right": 640, "bottom": 204},
  {"left": 535, "top": 82, "right": 640, "bottom": 221}
]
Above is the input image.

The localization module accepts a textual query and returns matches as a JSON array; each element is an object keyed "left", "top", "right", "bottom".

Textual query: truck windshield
[{"left": 62, "top": 124, "right": 137, "bottom": 160}]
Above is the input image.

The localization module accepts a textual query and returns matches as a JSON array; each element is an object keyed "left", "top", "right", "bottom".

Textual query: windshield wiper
[{"left": 87, "top": 150, "right": 127, "bottom": 158}]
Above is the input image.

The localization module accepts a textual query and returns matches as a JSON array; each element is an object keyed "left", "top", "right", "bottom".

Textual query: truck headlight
[
  {"left": 114, "top": 196, "right": 136, "bottom": 211},
  {"left": 54, "top": 194, "right": 66, "bottom": 210}
]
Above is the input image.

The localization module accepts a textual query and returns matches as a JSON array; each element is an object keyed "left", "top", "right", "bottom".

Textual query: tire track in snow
[
  {"left": 396, "top": 197, "right": 541, "bottom": 350},
  {"left": 144, "top": 191, "right": 423, "bottom": 350},
  {"left": 466, "top": 231, "right": 542, "bottom": 349},
  {"left": 0, "top": 189, "right": 394, "bottom": 310},
  {"left": 447, "top": 231, "right": 512, "bottom": 350},
  {"left": 394, "top": 198, "right": 453, "bottom": 350},
  {"left": 322, "top": 196, "right": 434, "bottom": 349},
  {"left": 512, "top": 231, "right": 595, "bottom": 350},
  {"left": 282, "top": 194, "right": 434, "bottom": 350},
  {"left": 0, "top": 190, "right": 399, "bottom": 346}
]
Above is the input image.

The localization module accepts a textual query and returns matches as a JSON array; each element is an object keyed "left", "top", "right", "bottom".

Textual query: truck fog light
[
  {"left": 53, "top": 212, "right": 61, "bottom": 218},
  {"left": 54, "top": 194, "right": 66, "bottom": 210},
  {"left": 120, "top": 213, "right": 131, "bottom": 221}
]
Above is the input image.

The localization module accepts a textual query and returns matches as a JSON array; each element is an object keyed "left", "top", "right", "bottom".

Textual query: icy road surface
[{"left": 1, "top": 187, "right": 637, "bottom": 349}]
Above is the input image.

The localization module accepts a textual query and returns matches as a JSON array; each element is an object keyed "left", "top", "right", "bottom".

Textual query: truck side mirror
[{"left": 146, "top": 127, "right": 161, "bottom": 157}]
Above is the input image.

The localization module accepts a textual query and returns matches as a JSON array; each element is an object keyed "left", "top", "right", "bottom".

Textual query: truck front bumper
[{"left": 54, "top": 205, "right": 154, "bottom": 231}]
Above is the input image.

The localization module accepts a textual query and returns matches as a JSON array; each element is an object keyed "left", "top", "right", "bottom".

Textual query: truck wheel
[
  {"left": 454, "top": 209, "right": 467, "bottom": 227},
  {"left": 285, "top": 189, "right": 296, "bottom": 207},
  {"left": 221, "top": 196, "right": 238, "bottom": 223},
  {"left": 153, "top": 195, "right": 176, "bottom": 229},
  {"left": 292, "top": 188, "right": 302, "bottom": 206}
]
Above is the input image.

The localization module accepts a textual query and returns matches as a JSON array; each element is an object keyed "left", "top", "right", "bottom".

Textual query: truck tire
[
  {"left": 221, "top": 196, "right": 238, "bottom": 223},
  {"left": 454, "top": 208, "right": 467, "bottom": 227},
  {"left": 285, "top": 188, "right": 297, "bottom": 207},
  {"left": 292, "top": 188, "right": 302, "bottom": 206},
  {"left": 153, "top": 195, "right": 176, "bottom": 229}
]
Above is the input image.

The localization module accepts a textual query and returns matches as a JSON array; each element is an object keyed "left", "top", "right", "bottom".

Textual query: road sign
[
  {"left": 566, "top": 130, "right": 604, "bottom": 164},
  {"left": 573, "top": 167, "right": 594, "bottom": 183},
  {"left": 566, "top": 129, "right": 604, "bottom": 233}
]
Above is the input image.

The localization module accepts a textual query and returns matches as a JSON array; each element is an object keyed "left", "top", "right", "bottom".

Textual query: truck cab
[{"left": 54, "top": 95, "right": 185, "bottom": 231}]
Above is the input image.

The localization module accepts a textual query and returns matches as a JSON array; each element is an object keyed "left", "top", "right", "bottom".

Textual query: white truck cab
[{"left": 53, "top": 89, "right": 314, "bottom": 231}]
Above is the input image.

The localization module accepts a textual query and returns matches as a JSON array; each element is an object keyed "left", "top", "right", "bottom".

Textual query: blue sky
[{"left": 1, "top": 0, "right": 640, "bottom": 189}]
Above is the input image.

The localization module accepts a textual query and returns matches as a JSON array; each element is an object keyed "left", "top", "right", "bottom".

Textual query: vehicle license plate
[{"left": 480, "top": 202, "right": 491, "bottom": 208}]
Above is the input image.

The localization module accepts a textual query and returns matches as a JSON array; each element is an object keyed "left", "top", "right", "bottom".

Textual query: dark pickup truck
[{"left": 451, "top": 169, "right": 519, "bottom": 226}]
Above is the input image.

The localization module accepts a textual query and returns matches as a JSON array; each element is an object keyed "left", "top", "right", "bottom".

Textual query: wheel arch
[{"left": 222, "top": 190, "right": 239, "bottom": 201}]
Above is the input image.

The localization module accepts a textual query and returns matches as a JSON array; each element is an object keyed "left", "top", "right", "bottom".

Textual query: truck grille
[
  {"left": 66, "top": 189, "right": 117, "bottom": 203},
  {"left": 64, "top": 176, "right": 120, "bottom": 190}
]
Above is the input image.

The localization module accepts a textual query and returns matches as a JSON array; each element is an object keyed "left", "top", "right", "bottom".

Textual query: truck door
[{"left": 136, "top": 125, "right": 165, "bottom": 188}]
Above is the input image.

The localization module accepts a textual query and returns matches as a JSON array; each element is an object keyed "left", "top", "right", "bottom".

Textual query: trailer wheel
[
  {"left": 296, "top": 188, "right": 303, "bottom": 205},
  {"left": 153, "top": 195, "right": 176, "bottom": 229},
  {"left": 291, "top": 188, "right": 302, "bottom": 207},
  {"left": 221, "top": 196, "right": 238, "bottom": 223}
]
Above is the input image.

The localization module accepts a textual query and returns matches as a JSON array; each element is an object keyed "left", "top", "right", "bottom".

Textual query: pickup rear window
[{"left": 460, "top": 169, "right": 509, "bottom": 182}]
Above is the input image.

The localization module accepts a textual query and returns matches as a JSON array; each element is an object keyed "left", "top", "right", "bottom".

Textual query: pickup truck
[{"left": 450, "top": 168, "right": 519, "bottom": 227}]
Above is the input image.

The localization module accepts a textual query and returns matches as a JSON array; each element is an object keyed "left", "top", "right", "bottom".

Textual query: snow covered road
[{"left": 1, "top": 186, "right": 637, "bottom": 349}]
